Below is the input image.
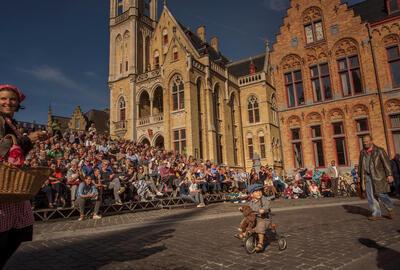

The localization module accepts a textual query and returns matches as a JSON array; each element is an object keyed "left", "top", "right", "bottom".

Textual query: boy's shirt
[{"left": 248, "top": 196, "right": 271, "bottom": 214}]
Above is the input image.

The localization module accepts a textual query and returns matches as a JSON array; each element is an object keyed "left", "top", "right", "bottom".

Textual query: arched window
[
  {"left": 302, "top": 7, "right": 324, "bottom": 44},
  {"left": 118, "top": 97, "right": 126, "bottom": 122},
  {"left": 172, "top": 46, "right": 179, "bottom": 61},
  {"left": 145, "top": 36, "right": 150, "bottom": 71},
  {"left": 334, "top": 39, "right": 363, "bottom": 96},
  {"left": 248, "top": 95, "right": 260, "bottom": 123},
  {"left": 115, "top": 35, "right": 122, "bottom": 75},
  {"left": 281, "top": 54, "right": 304, "bottom": 107},
  {"left": 139, "top": 91, "right": 151, "bottom": 118},
  {"left": 247, "top": 133, "right": 254, "bottom": 160},
  {"left": 162, "top": 28, "right": 168, "bottom": 46},
  {"left": 172, "top": 75, "right": 184, "bottom": 110},
  {"left": 258, "top": 131, "right": 266, "bottom": 159},
  {"left": 123, "top": 31, "right": 130, "bottom": 72},
  {"left": 384, "top": 35, "right": 400, "bottom": 88},
  {"left": 154, "top": 50, "right": 160, "bottom": 68}
]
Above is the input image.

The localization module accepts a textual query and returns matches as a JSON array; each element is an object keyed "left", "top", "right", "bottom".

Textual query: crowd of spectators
[{"left": 18, "top": 125, "right": 400, "bottom": 220}]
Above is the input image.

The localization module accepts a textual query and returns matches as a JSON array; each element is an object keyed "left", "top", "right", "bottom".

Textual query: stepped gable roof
[
  {"left": 178, "top": 22, "right": 230, "bottom": 65},
  {"left": 227, "top": 54, "right": 265, "bottom": 78},
  {"left": 350, "top": 0, "right": 400, "bottom": 24}
]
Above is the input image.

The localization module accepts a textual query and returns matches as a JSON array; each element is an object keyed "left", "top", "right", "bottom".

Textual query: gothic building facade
[{"left": 108, "top": 0, "right": 281, "bottom": 170}]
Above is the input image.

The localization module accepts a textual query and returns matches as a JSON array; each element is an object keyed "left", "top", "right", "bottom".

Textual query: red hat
[{"left": 0, "top": 84, "right": 26, "bottom": 103}]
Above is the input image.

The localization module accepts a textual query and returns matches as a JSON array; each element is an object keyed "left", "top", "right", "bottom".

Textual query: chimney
[
  {"left": 197, "top": 25, "right": 206, "bottom": 43},
  {"left": 210, "top": 37, "right": 219, "bottom": 53}
]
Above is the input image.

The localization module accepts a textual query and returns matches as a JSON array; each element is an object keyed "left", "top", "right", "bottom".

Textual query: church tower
[{"left": 108, "top": 0, "right": 158, "bottom": 139}]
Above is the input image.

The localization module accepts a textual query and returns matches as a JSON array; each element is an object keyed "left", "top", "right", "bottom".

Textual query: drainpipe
[{"left": 366, "top": 23, "right": 390, "bottom": 153}]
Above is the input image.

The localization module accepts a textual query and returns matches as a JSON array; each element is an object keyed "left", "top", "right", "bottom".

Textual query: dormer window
[
  {"left": 388, "top": 0, "right": 400, "bottom": 14},
  {"left": 172, "top": 46, "right": 179, "bottom": 61},
  {"left": 162, "top": 28, "right": 168, "bottom": 46},
  {"left": 154, "top": 50, "right": 160, "bottom": 68},
  {"left": 302, "top": 7, "right": 324, "bottom": 45}
]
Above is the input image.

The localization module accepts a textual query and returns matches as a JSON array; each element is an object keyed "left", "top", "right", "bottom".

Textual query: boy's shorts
[{"left": 254, "top": 218, "right": 268, "bottom": 234}]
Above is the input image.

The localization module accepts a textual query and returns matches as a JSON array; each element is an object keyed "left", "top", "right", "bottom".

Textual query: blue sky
[{"left": 0, "top": 0, "right": 363, "bottom": 124}]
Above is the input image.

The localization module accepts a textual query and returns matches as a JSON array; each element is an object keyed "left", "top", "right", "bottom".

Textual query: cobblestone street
[{"left": 5, "top": 198, "right": 400, "bottom": 270}]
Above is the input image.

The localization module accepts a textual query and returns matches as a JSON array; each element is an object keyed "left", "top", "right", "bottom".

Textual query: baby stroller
[{"left": 242, "top": 210, "right": 287, "bottom": 254}]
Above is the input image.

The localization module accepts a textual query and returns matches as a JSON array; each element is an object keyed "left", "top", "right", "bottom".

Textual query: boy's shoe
[
  {"left": 115, "top": 200, "right": 123, "bottom": 205},
  {"left": 197, "top": 203, "right": 206, "bottom": 208},
  {"left": 156, "top": 191, "right": 163, "bottom": 196},
  {"left": 367, "top": 215, "right": 383, "bottom": 221},
  {"left": 92, "top": 214, "right": 102, "bottom": 220},
  {"left": 386, "top": 209, "right": 394, "bottom": 220}
]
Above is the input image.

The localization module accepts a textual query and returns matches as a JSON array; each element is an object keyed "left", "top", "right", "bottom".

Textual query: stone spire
[{"left": 264, "top": 40, "right": 270, "bottom": 74}]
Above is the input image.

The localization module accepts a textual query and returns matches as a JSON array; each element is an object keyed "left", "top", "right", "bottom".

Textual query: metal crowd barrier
[{"left": 33, "top": 192, "right": 230, "bottom": 222}]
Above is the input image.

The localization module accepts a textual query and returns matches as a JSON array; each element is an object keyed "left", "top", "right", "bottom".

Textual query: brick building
[{"left": 271, "top": 0, "right": 400, "bottom": 174}]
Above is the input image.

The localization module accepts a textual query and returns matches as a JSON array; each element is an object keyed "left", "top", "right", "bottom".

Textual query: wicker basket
[{"left": 0, "top": 163, "right": 52, "bottom": 202}]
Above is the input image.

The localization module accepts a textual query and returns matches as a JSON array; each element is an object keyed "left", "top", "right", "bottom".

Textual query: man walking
[
  {"left": 327, "top": 160, "right": 339, "bottom": 196},
  {"left": 358, "top": 135, "right": 395, "bottom": 220}
]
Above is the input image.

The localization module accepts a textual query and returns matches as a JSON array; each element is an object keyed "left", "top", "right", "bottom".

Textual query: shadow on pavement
[
  {"left": 342, "top": 204, "right": 370, "bottom": 217},
  {"left": 359, "top": 238, "right": 400, "bottom": 270},
  {"left": 6, "top": 205, "right": 222, "bottom": 270}
]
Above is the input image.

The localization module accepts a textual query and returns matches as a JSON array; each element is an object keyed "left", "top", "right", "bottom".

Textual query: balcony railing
[
  {"left": 139, "top": 117, "right": 150, "bottom": 126},
  {"left": 138, "top": 114, "right": 164, "bottom": 126},
  {"left": 114, "top": 120, "right": 127, "bottom": 130},
  {"left": 238, "top": 72, "right": 265, "bottom": 86},
  {"left": 153, "top": 114, "right": 164, "bottom": 123}
]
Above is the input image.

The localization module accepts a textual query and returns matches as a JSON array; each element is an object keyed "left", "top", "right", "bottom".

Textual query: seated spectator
[
  {"left": 132, "top": 171, "right": 156, "bottom": 201},
  {"left": 309, "top": 181, "right": 321, "bottom": 198},
  {"left": 292, "top": 182, "right": 303, "bottom": 199},
  {"left": 100, "top": 159, "right": 125, "bottom": 205},
  {"left": 321, "top": 181, "right": 333, "bottom": 197},
  {"left": 49, "top": 163, "right": 66, "bottom": 208},
  {"left": 189, "top": 178, "right": 205, "bottom": 207},
  {"left": 76, "top": 175, "right": 101, "bottom": 221}
]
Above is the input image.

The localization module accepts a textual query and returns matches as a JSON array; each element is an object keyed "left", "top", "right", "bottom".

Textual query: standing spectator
[
  {"left": 358, "top": 135, "right": 394, "bottom": 220},
  {"left": 66, "top": 160, "right": 81, "bottom": 206},
  {"left": 327, "top": 160, "right": 340, "bottom": 196},
  {"left": 0, "top": 84, "right": 42, "bottom": 268},
  {"left": 391, "top": 154, "right": 400, "bottom": 197},
  {"left": 76, "top": 175, "right": 101, "bottom": 221}
]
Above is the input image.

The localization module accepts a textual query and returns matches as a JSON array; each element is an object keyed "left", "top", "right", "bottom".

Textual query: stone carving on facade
[
  {"left": 287, "top": 115, "right": 301, "bottom": 127},
  {"left": 333, "top": 38, "right": 359, "bottom": 57},
  {"left": 281, "top": 54, "right": 302, "bottom": 71},
  {"left": 385, "top": 99, "right": 400, "bottom": 113},
  {"left": 383, "top": 34, "right": 399, "bottom": 46},
  {"left": 328, "top": 108, "right": 345, "bottom": 121},
  {"left": 302, "top": 6, "right": 322, "bottom": 24},
  {"left": 306, "top": 112, "right": 322, "bottom": 124},
  {"left": 352, "top": 104, "right": 369, "bottom": 118}
]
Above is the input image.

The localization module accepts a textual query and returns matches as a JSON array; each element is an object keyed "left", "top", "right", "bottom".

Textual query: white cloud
[
  {"left": 84, "top": 71, "right": 98, "bottom": 77},
  {"left": 18, "top": 65, "right": 84, "bottom": 90},
  {"left": 262, "top": 0, "right": 290, "bottom": 11}
]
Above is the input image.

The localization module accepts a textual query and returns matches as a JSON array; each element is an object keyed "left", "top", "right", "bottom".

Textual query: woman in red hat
[{"left": 0, "top": 85, "right": 43, "bottom": 268}]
